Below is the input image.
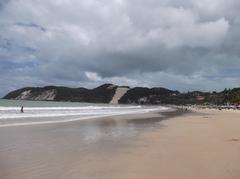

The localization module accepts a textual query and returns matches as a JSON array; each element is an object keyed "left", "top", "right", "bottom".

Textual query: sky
[{"left": 0, "top": 0, "right": 240, "bottom": 96}]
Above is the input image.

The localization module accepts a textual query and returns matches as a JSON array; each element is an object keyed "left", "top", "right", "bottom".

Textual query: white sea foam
[
  {"left": 0, "top": 106, "right": 142, "bottom": 111},
  {"left": 0, "top": 100, "right": 169, "bottom": 127}
]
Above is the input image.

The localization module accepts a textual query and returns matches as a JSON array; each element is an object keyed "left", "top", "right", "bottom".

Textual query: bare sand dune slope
[{"left": 110, "top": 87, "right": 129, "bottom": 104}]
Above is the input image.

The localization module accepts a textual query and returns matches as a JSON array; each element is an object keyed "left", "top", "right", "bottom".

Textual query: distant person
[{"left": 20, "top": 106, "right": 24, "bottom": 113}]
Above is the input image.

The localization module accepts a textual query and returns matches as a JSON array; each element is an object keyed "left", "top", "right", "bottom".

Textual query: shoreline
[
  {"left": 1, "top": 108, "right": 239, "bottom": 179},
  {"left": 0, "top": 106, "right": 176, "bottom": 128},
  {"left": 0, "top": 108, "right": 185, "bottom": 179}
]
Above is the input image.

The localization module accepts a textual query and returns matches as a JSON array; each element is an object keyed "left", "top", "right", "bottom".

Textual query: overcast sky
[{"left": 0, "top": 0, "right": 240, "bottom": 96}]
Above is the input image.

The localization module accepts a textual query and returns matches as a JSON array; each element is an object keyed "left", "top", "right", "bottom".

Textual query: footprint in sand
[{"left": 228, "top": 138, "right": 240, "bottom": 142}]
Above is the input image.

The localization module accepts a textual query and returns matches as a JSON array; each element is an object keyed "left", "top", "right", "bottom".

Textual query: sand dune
[{"left": 110, "top": 87, "right": 129, "bottom": 104}]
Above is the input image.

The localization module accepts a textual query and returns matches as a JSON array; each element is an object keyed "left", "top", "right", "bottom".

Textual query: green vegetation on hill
[
  {"left": 119, "top": 88, "right": 240, "bottom": 105},
  {"left": 204, "top": 88, "right": 240, "bottom": 105},
  {"left": 3, "top": 84, "right": 240, "bottom": 105},
  {"left": 3, "top": 84, "right": 118, "bottom": 103}
]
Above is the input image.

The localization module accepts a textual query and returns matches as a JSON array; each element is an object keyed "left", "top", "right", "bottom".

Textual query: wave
[
  {"left": 0, "top": 105, "right": 170, "bottom": 127},
  {"left": 0, "top": 105, "right": 142, "bottom": 111}
]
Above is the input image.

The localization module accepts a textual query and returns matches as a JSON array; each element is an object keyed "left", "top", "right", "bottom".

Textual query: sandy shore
[
  {"left": 0, "top": 108, "right": 240, "bottom": 179},
  {"left": 110, "top": 108, "right": 240, "bottom": 179}
]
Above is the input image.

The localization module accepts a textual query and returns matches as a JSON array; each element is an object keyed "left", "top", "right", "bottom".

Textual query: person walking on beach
[{"left": 20, "top": 106, "right": 24, "bottom": 113}]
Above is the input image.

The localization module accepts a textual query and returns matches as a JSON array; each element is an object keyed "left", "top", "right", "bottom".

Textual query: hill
[{"left": 3, "top": 85, "right": 240, "bottom": 105}]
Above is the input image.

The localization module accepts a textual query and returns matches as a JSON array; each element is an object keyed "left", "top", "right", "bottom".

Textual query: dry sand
[
  {"left": 110, "top": 87, "right": 129, "bottom": 104},
  {"left": 0, "top": 109, "right": 240, "bottom": 179},
  {"left": 110, "top": 108, "right": 240, "bottom": 179}
]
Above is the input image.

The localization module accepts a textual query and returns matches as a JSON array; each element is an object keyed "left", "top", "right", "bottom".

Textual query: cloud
[
  {"left": 0, "top": 0, "right": 239, "bottom": 96},
  {"left": 16, "top": 22, "right": 46, "bottom": 32},
  {"left": 0, "top": 0, "right": 10, "bottom": 9}
]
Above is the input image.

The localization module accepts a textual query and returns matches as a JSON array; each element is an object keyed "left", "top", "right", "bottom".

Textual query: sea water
[{"left": 0, "top": 99, "right": 169, "bottom": 127}]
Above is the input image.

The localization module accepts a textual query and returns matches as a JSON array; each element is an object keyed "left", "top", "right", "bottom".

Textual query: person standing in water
[{"left": 20, "top": 106, "right": 24, "bottom": 113}]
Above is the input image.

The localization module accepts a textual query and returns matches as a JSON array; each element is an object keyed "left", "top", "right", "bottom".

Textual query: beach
[{"left": 0, "top": 108, "right": 240, "bottom": 179}]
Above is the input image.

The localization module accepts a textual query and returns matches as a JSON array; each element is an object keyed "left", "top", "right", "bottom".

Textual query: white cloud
[
  {"left": 0, "top": 0, "right": 239, "bottom": 95},
  {"left": 85, "top": 72, "right": 102, "bottom": 81}
]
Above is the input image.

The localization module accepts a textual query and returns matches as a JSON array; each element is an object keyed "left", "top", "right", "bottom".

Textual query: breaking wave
[{"left": 0, "top": 100, "right": 170, "bottom": 127}]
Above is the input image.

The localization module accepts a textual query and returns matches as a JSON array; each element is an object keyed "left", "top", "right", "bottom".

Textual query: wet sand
[
  {"left": 0, "top": 109, "right": 182, "bottom": 179},
  {"left": 0, "top": 109, "right": 240, "bottom": 179}
]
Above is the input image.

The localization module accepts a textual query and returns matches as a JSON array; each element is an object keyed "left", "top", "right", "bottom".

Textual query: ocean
[{"left": 0, "top": 99, "right": 169, "bottom": 127}]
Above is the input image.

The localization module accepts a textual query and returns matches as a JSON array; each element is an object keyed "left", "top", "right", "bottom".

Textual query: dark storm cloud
[
  {"left": 0, "top": 0, "right": 10, "bottom": 9},
  {"left": 16, "top": 22, "right": 47, "bottom": 32},
  {"left": 0, "top": 0, "right": 240, "bottom": 96}
]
